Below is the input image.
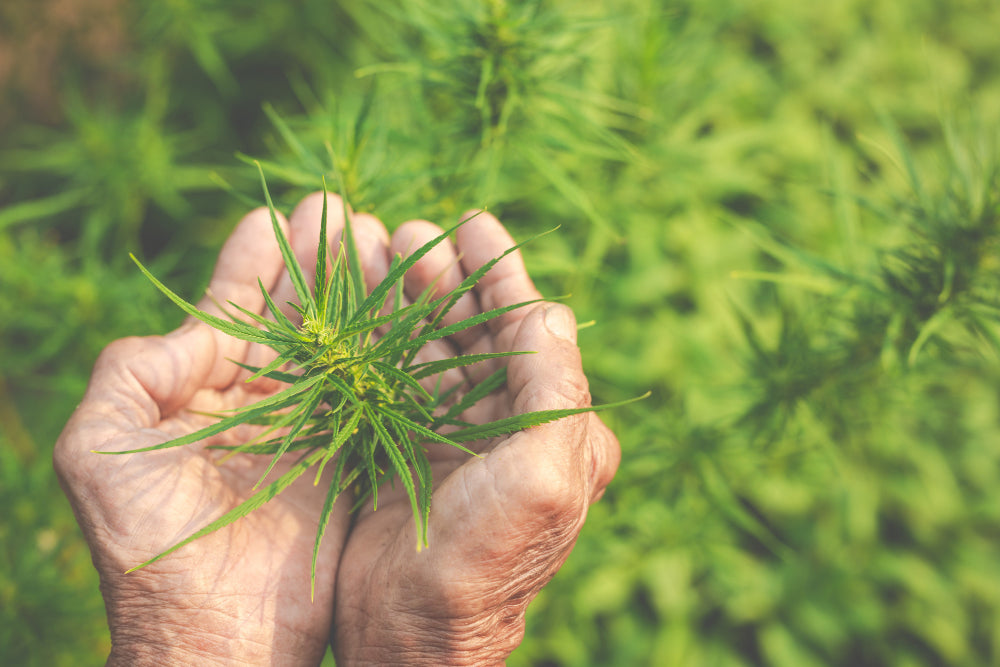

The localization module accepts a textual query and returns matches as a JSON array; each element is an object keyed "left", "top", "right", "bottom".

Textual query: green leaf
[
  {"left": 207, "top": 432, "right": 329, "bottom": 455},
  {"left": 315, "top": 178, "right": 331, "bottom": 322},
  {"left": 263, "top": 102, "right": 326, "bottom": 174},
  {"left": 402, "top": 297, "right": 546, "bottom": 352},
  {"left": 327, "top": 247, "right": 346, "bottom": 329},
  {"left": 412, "top": 442, "right": 433, "bottom": 549},
  {"left": 337, "top": 299, "right": 426, "bottom": 340},
  {"left": 734, "top": 218, "right": 881, "bottom": 293},
  {"left": 311, "top": 471, "right": 343, "bottom": 601},
  {"left": 254, "top": 382, "right": 327, "bottom": 488},
  {"left": 314, "top": 408, "right": 364, "bottom": 484},
  {"left": 260, "top": 278, "right": 299, "bottom": 334},
  {"left": 414, "top": 226, "right": 557, "bottom": 351},
  {"left": 371, "top": 360, "right": 433, "bottom": 402},
  {"left": 93, "top": 374, "right": 326, "bottom": 454},
  {"left": 377, "top": 406, "right": 478, "bottom": 458},
  {"left": 335, "top": 166, "right": 367, "bottom": 305},
  {"left": 257, "top": 161, "right": 315, "bottom": 317},
  {"left": 241, "top": 349, "right": 299, "bottom": 384},
  {"left": 446, "top": 393, "right": 650, "bottom": 442},
  {"left": 407, "top": 351, "right": 532, "bottom": 380},
  {"left": 131, "top": 254, "right": 291, "bottom": 345},
  {"left": 0, "top": 188, "right": 87, "bottom": 230},
  {"left": 351, "top": 213, "right": 482, "bottom": 325},
  {"left": 367, "top": 405, "right": 422, "bottom": 549},
  {"left": 228, "top": 360, "right": 300, "bottom": 385},
  {"left": 522, "top": 145, "right": 620, "bottom": 236},
  {"left": 386, "top": 418, "right": 432, "bottom": 548},
  {"left": 225, "top": 297, "right": 298, "bottom": 338},
  {"left": 368, "top": 294, "right": 440, "bottom": 359},
  {"left": 441, "top": 366, "right": 508, "bottom": 422}
]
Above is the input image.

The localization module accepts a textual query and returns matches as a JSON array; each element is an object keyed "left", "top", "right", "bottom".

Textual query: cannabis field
[{"left": 3, "top": 1, "right": 1000, "bottom": 664}]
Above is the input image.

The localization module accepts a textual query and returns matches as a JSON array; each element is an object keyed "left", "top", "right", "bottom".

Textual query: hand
[
  {"left": 54, "top": 192, "right": 620, "bottom": 666},
  {"left": 331, "top": 209, "right": 621, "bottom": 665},
  {"left": 53, "top": 196, "right": 356, "bottom": 665}
]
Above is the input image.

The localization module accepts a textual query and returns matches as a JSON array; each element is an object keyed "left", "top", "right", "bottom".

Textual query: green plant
[{"left": 100, "top": 166, "right": 641, "bottom": 595}]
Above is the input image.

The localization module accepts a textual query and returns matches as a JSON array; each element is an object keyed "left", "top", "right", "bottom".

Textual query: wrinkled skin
[{"left": 54, "top": 193, "right": 621, "bottom": 665}]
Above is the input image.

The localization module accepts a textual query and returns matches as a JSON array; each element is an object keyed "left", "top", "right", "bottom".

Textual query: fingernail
[{"left": 544, "top": 304, "right": 576, "bottom": 342}]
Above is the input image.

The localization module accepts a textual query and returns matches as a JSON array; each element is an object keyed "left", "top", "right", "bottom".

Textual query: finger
[
  {"left": 455, "top": 210, "right": 542, "bottom": 354},
  {"left": 267, "top": 192, "right": 346, "bottom": 324},
  {"left": 341, "top": 212, "right": 392, "bottom": 300},
  {"left": 412, "top": 306, "right": 610, "bottom": 610},
  {"left": 228, "top": 192, "right": 347, "bottom": 393},
  {"left": 167, "top": 206, "right": 289, "bottom": 391},
  {"left": 504, "top": 303, "right": 619, "bottom": 501},
  {"left": 391, "top": 220, "right": 487, "bottom": 352},
  {"left": 248, "top": 202, "right": 393, "bottom": 391},
  {"left": 67, "top": 204, "right": 292, "bottom": 438},
  {"left": 385, "top": 220, "right": 484, "bottom": 397},
  {"left": 56, "top": 334, "right": 215, "bottom": 465}
]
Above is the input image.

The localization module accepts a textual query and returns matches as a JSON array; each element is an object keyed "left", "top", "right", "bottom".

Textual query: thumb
[
  {"left": 479, "top": 303, "right": 595, "bottom": 526},
  {"left": 508, "top": 302, "right": 591, "bottom": 432},
  {"left": 503, "top": 303, "right": 620, "bottom": 502},
  {"left": 408, "top": 305, "right": 592, "bottom": 628}
]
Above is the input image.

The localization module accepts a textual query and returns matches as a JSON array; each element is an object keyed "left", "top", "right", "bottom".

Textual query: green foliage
[
  {"left": 0, "top": 438, "right": 108, "bottom": 665},
  {"left": 3, "top": 0, "right": 1000, "bottom": 664}
]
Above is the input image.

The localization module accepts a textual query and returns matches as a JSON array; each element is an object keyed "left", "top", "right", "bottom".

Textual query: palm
[{"left": 91, "top": 340, "right": 348, "bottom": 568}]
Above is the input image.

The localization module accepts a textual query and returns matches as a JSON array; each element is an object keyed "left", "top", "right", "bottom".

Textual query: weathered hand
[
  {"left": 331, "top": 210, "right": 621, "bottom": 666},
  {"left": 54, "top": 192, "right": 620, "bottom": 667},
  {"left": 53, "top": 196, "right": 354, "bottom": 665}
]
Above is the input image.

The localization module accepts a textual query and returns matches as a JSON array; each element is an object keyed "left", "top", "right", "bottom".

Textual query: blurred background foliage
[{"left": 2, "top": 0, "right": 1000, "bottom": 664}]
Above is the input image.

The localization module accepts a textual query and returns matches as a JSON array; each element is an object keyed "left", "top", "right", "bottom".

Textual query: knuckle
[
  {"left": 517, "top": 375, "right": 591, "bottom": 414},
  {"left": 96, "top": 335, "right": 149, "bottom": 368},
  {"left": 503, "top": 455, "right": 588, "bottom": 535},
  {"left": 51, "top": 433, "right": 73, "bottom": 478},
  {"left": 588, "top": 417, "right": 622, "bottom": 499},
  {"left": 349, "top": 212, "right": 390, "bottom": 239}
]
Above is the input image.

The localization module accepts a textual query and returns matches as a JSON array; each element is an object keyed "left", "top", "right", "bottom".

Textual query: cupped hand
[
  {"left": 331, "top": 209, "right": 621, "bottom": 666},
  {"left": 53, "top": 196, "right": 357, "bottom": 665},
  {"left": 54, "top": 192, "right": 621, "bottom": 667}
]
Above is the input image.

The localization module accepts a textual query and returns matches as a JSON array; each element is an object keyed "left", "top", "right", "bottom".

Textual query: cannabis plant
[{"left": 100, "top": 168, "right": 637, "bottom": 594}]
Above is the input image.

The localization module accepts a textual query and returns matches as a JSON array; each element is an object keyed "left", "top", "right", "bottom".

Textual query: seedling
[{"left": 99, "top": 166, "right": 641, "bottom": 596}]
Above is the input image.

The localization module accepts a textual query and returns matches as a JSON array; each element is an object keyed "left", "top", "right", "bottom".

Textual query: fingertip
[
  {"left": 290, "top": 191, "right": 346, "bottom": 230},
  {"left": 390, "top": 219, "right": 445, "bottom": 257},
  {"left": 460, "top": 207, "right": 498, "bottom": 227},
  {"left": 342, "top": 212, "right": 392, "bottom": 296},
  {"left": 516, "top": 303, "right": 580, "bottom": 357},
  {"left": 588, "top": 416, "right": 622, "bottom": 503},
  {"left": 390, "top": 220, "right": 467, "bottom": 302},
  {"left": 455, "top": 209, "right": 513, "bottom": 262},
  {"left": 287, "top": 192, "right": 347, "bottom": 268},
  {"left": 209, "top": 205, "right": 287, "bottom": 298},
  {"left": 507, "top": 303, "right": 590, "bottom": 415},
  {"left": 541, "top": 303, "right": 578, "bottom": 344},
  {"left": 289, "top": 191, "right": 354, "bottom": 267}
]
